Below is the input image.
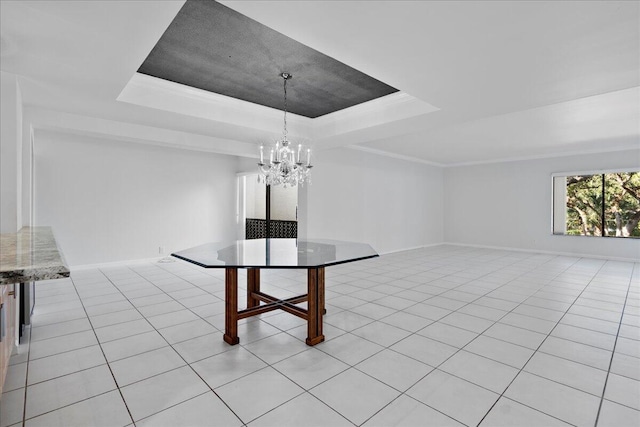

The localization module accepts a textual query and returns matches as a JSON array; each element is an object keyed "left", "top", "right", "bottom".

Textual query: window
[{"left": 553, "top": 171, "right": 640, "bottom": 238}]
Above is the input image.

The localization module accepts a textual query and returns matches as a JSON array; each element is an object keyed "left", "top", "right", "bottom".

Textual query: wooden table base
[
  {"left": 223, "top": 267, "right": 325, "bottom": 346},
  {"left": 223, "top": 268, "right": 239, "bottom": 345}
]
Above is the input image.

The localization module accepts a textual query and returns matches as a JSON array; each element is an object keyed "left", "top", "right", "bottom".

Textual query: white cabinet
[{"left": 0, "top": 283, "right": 17, "bottom": 395}]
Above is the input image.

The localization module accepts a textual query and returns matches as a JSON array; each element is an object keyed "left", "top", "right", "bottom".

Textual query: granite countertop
[{"left": 0, "top": 226, "right": 70, "bottom": 285}]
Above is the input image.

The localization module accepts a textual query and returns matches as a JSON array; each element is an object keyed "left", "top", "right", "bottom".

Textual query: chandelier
[{"left": 258, "top": 73, "right": 312, "bottom": 187}]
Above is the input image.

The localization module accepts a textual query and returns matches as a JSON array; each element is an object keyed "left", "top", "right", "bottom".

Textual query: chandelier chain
[{"left": 283, "top": 74, "right": 288, "bottom": 141}]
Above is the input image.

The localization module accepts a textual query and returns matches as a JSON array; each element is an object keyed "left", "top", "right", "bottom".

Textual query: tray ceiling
[
  {"left": 137, "top": 0, "right": 398, "bottom": 119},
  {"left": 1, "top": 1, "right": 637, "bottom": 165}
]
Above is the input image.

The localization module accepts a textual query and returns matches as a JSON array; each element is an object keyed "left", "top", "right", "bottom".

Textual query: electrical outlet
[{"left": 159, "top": 246, "right": 165, "bottom": 255}]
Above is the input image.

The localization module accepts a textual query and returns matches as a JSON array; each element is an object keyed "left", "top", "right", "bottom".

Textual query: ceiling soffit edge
[
  {"left": 26, "top": 107, "right": 257, "bottom": 158},
  {"left": 117, "top": 72, "right": 310, "bottom": 137},
  {"left": 117, "top": 72, "right": 437, "bottom": 146},
  {"left": 311, "top": 92, "right": 439, "bottom": 140}
]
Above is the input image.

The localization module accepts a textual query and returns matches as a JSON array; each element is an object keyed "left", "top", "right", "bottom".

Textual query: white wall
[
  {"left": 245, "top": 176, "right": 266, "bottom": 219},
  {"left": 237, "top": 150, "right": 444, "bottom": 254},
  {"left": 0, "top": 72, "right": 22, "bottom": 233},
  {"left": 0, "top": 72, "right": 24, "bottom": 347},
  {"left": 244, "top": 178, "right": 297, "bottom": 221},
  {"left": 34, "top": 130, "right": 239, "bottom": 266},
  {"left": 270, "top": 185, "right": 298, "bottom": 221},
  {"left": 444, "top": 149, "right": 640, "bottom": 261},
  {"left": 300, "top": 148, "right": 444, "bottom": 254}
]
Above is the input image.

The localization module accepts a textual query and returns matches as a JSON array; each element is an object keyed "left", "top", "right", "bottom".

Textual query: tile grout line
[
  {"left": 404, "top": 270, "right": 637, "bottom": 376},
  {"left": 593, "top": 262, "right": 636, "bottom": 426},
  {"left": 187, "top": 267, "right": 357, "bottom": 425},
  {"left": 348, "top": 253, "right": 524, "bottom": 425},
  {"left": 354, "top": 251, "right": 583, "bottom": 426},
  {"left": 16, "top": 277, "right": 133, "bottom": 424},
  {"left": 445, "top": 257, "right": 598, "bottom": 423},
  {"left": 120, "top": 263, "right": 246, "bottom": 426},
  {"left": 14, "top": 249, "right": 637, "bottom": 427},
  {"left": 475, "top": 257, "right": 612, "bottom": 427},
  {"left": 356, "top": 254, "right": 592, "bottom": 421},
  {"left": 21, "top": 320, "right": 32, "bottom": 427},
  {"left": 278, "top": 254, "right": 632, "bottom": 420},
  {"left": 157, "top": 252, "right": 493, "bottom": 425},
  {"left": 66, "top": 272, "right": 137, "bottom": 427}
]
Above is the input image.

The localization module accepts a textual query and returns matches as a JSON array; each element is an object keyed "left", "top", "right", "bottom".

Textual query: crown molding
[
  {"left": 446, "top": 144, "right": 640, "bottom": 167},
  {"left": 348, "top": 145, "right": 445, "bottom": 167}
]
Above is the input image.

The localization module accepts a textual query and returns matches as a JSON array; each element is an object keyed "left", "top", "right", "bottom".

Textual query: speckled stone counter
[{"left": 0, "top": 227, "right": 70, "bottom": 285}]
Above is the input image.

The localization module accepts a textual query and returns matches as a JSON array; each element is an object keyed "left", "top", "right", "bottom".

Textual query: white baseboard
[
  {"left": 70, "top": 256, "right": 173, "bottom": 271},
  {"left": 379, "top": 242, "right": 445, "bottom": 256},
  {"left": 443, "top": 242, "right": 640, "bottom": 263}
]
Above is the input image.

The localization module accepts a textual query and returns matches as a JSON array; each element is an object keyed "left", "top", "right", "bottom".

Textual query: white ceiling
[{"left": 1, "top": 0, "right": 638, "bottom": 165}]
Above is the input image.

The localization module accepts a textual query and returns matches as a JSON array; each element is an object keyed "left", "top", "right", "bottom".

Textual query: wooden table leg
[
  {"left": 247, "top": 268, "right": 260, "bottom": 309},
  {"left": 223, "top": 267, "right": 239, "bottom": 345},
  {"left": 306, "top": 267, "right": 325, "bottom": 346}
]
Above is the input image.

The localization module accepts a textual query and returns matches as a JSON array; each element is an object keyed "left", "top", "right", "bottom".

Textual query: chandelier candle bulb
[
  {"left": 259, "top": 145, "right": 264, "bottom": 164},
  {"left": 307, "top": 148, "right": 312, "bottom": 166},
  {"left": 297, "top": 144, "right": 301, "bottom": 163}
]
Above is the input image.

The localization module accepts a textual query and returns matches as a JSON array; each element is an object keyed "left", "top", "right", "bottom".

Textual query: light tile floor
[{"left": 1, "top": 245, "right": 639, "bottom": 426}]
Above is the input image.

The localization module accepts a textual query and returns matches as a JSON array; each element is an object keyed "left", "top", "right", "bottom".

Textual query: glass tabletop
[{"left": 171, "top": 238, "right": 378, "bottom": 269}]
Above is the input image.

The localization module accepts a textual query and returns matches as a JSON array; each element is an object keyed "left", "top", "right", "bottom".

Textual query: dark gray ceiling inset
[{"left": 137, "top": 0, "right": 398, "bottom": 118}]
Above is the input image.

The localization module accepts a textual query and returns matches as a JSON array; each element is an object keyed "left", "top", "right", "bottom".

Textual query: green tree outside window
[{"left": 565, "top": 172, "right": 640, "bottom": 237}]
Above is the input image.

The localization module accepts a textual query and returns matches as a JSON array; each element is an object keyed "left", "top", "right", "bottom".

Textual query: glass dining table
[{"left": 172, "top": 238, "right": 378, "bottom": 346}]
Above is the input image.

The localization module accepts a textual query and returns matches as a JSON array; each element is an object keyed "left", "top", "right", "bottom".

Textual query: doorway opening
[{"left": 238, "top": 174, "right": 298, "bottom": 239}]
